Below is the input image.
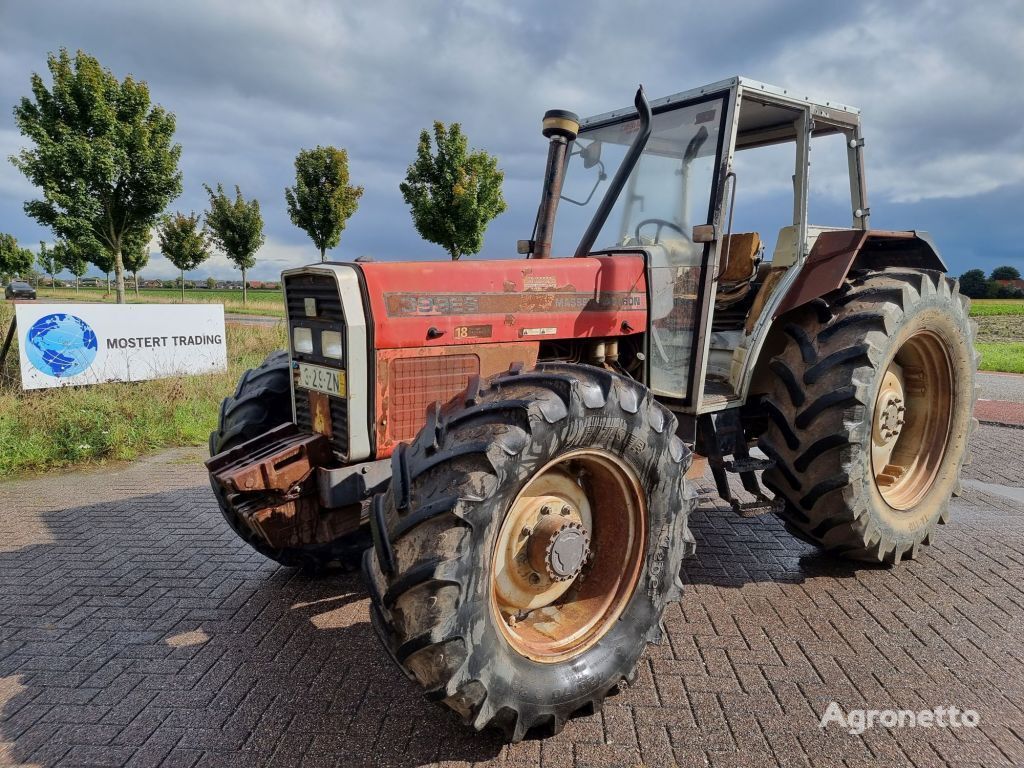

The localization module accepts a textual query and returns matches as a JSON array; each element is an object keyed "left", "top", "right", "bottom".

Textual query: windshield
[
  {"left": 555, "top": 95, "right": 728, "bottom": 400},
  {"left": 553, "top": 96, "right": 726, "bottom": 257}
]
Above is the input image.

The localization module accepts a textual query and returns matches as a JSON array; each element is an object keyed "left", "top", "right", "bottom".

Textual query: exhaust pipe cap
[{"left": 542, "top": 109, "right": 580, "bottom": 141}]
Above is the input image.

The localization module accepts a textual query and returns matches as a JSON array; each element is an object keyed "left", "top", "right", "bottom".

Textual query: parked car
[{"left": 5, "top": 280, "right": 36, "bottom": 300}]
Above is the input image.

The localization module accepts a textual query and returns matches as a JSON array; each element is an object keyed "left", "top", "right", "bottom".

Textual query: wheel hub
[
  {"left": 492, "top": 474, "right": 592, "bottom": 614},
  {"left": 870, "top": 331, "right": 954, "bottom": 509},
  {"left": 871, "top": 366, "right": 906, "bottom": 471},
  {"left": 875, "top": 391, "right": 906, "bottom": 445},
  {"left": 490, "top": 449, "right": 647, "bottom": 663},
  {"left": 527, "top": 516, "right": 590, "bottom": 581}
]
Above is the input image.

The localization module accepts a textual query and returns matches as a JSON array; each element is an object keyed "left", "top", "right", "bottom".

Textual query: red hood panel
[{"left": 358, "top": 255, "right": 648, "bottom": 349}]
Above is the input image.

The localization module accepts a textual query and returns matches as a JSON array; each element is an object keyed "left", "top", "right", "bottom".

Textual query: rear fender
[{"left": 773, "top": 229, "right": 946, "bottom": 318}]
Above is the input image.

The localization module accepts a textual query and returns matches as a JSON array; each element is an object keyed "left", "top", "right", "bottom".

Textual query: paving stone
[{"left": 0, "top": 426, "right": 1021, "bottom": 767}]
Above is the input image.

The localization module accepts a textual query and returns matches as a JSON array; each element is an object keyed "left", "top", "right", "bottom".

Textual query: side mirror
[
  {"left": 581, "top": 141, "right": 602, "bottom": 169},
  {"left": 692, "top": 224, "right": 717, "bottom": 243}
]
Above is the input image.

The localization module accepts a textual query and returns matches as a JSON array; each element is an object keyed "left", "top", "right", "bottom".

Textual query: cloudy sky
[{"left": 1, "top": 0, "right": 1022, "bottom": 280}]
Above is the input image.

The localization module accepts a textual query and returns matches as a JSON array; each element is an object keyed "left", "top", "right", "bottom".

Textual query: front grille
[
  {"left": 286, "top": 273, "right": 344, "bottom": 325},
  {"left": 388, "top": 355, "right": 479, "bottom": 442},
  {"left": 285, "top": 272, "right": 349, "bottom": 458}
]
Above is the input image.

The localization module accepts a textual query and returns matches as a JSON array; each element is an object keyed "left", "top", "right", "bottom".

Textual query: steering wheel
[{"left": 634, "top": 218, "right": 687, "bottom": 245}]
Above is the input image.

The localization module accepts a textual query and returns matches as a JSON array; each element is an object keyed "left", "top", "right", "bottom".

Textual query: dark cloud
[{"left": 0, "top": 0, "right": 1020, "bottom": 280}]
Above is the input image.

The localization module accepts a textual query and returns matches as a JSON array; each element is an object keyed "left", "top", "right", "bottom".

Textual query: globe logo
[{"left": 25, "top": 313, "right": 98, "bottom": 378}]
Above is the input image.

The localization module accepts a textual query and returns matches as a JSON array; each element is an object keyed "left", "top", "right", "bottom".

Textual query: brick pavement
[{"left": 1, "top": 426, "right": 1023, "bottom": 767}]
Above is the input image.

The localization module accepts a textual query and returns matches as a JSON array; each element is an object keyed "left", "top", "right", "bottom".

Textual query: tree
[
  {"left": 158, "top": 212, "right": 211, "bottom": 300},
  {"left": 285, "top": 146, "right": 363, "bottom": 262},
  {"left": 122, "top": 227, "right": 151, "bottom": 297},
  {"left": 399, "top": 121, "right": 506, "bottom": 260},
  {"left": 991, "top": 265, "right": 1021, "bottom": 281},
  {"left": 81, "top": 240, "right": 115, "bottom": 294},
  {"left": 206, "top": 276, "right": 217, "bottom": 289},
  {"left": 10, "top": 48, "right": 182, "bottom": 305},
  {"left": 0, "top": 233, "right": 34, "bottom": 282},
  {"left": 36, "top": 241, "right": 59, "bottom": 287},
  {"left": 958, "top": 269, "right": 989, "bottom": 299},
  {"left": 53, "top": 240, "right": 89, "bottom": 292},
  {"left": 203, "top": 184, "right": 264, "bottom": 305}
]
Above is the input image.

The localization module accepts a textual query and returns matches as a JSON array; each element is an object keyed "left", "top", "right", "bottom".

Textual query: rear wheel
[
  {"left": 759, "top": 268, "right": 977, "bottom": 562},
  {"left": 364, "top": 364, "right": 695, "bottom": 740},
  {"left": 209, "top": 350, "right": 369, "bottom": 570}
]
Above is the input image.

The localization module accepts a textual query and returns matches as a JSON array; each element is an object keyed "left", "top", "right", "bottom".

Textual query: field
[
  {"left": 37, "top": 285, "right": 286, "bottom": 317},
  {"left": 968, "top": 299, "right": 1024, "bottom": 317},
  {"left": 0, "top": 301, "right": 285, "bottom": 476},
  {"left": 973, "top": 299, "right": 1024, "bottom": 373}
]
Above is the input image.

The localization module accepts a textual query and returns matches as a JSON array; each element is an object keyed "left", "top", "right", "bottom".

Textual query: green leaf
[
  {"left": 9, "top": 48, "right": 182, "bottom": 302},
  {"left": 399, "top": 121, "right": 506, "bottom": 260},
  {"left": 284, "top": 146, "right": 363, "bottom": 261}
]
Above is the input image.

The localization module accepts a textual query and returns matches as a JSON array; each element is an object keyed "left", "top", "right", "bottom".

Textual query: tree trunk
[
  {"left": 320, "top": 246, "right": 326, "bottom": 262},
  {"left": 242, "top": 268, "right": 247, "bottom": 305},
  {"left": 134, "top": 272, "right": 140, "bottom": 297},
  {"left": 181, "top": 269, "right": 185, "bottom": 301},
  {"left": 114, "top": 246, "right": 126, "bottom": 305},
  {"left": 76, "top": 276, "right": 80, "bottom": 293},
  {"left": 106, "top": 272, "right": 111, "bottom": 294}
]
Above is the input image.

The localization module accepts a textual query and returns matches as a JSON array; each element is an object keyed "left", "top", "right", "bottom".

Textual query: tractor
[{"left": 207, "top": 77, "right": 977, "bottom": 741}]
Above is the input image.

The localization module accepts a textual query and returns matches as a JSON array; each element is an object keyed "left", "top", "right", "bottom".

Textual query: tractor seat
[{"left": 715, "top": 232, "right": 761, "bottom": 310}]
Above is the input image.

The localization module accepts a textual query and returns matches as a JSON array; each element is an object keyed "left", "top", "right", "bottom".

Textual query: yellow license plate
[{"left": 297, "top": 363, "right": 345, "bottom": 397}]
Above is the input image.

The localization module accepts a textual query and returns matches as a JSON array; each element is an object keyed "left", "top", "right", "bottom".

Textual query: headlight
[
  {"left": 322, "top": 330, "right": 343, "bottom": 360},
  {"left": 292, "top": 326, "right": 313, "bottom": 354}
]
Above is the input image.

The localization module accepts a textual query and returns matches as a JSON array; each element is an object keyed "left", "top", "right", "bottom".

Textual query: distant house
[{"left": 995, "top": 278, "right": 1024, "bottom": 292}]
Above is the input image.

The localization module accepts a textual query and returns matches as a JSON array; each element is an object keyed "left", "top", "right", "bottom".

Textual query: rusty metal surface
[
  {"left": 206, "top": 424, "right": 360, "bottom": 550},
  {"left": 531, "top": 135, "right": 570, "bottom": 259},
  {"left": 773, "top": 229, "right": 948, "bottom": 318},
  {"left": 772, "top": 229, "right": 867, "bottom": 318},
  {"left": 374, "top": 343, "right": 539, "bottom": 457},
  {"left": 307, "top": 389, "right": 333, "bottom": 438},
  {"left": 491, "top": 449, "right": 646, "bottom": 664}
]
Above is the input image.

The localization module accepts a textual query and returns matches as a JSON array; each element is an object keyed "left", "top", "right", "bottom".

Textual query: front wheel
[{"left": 363, "top": 364, "right": 695, "bottom": 741}]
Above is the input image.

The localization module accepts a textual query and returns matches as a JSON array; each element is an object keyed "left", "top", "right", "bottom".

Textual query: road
[
  {"left": 976, "top": 371, "right": 1024, "bottom": 427},
  {"left": 1, "top": 423, "right": 1022, "bottom": 767}
]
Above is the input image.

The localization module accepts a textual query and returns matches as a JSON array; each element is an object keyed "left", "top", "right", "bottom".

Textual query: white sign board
[{"left": 15, "top": 303, "right": 227, "bottom": 390}]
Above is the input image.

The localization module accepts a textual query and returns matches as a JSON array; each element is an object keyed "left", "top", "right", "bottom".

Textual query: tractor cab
[{"left": 552, "top": 77, "right": 868, "bottom": 413}]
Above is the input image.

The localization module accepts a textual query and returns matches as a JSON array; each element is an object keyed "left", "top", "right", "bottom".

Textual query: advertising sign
[{"left": 15, "top": 303, "right": 227, "bottom": 390}]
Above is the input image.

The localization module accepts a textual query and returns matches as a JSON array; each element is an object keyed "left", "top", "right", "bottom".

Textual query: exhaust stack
[{"left": 527, "top": 109, "right": 579, "bottom": 259}]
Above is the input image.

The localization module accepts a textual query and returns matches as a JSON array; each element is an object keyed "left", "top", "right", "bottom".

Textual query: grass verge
[
  {"left": 0, "top": 302, "right": 285, "bottom": 477},
  {"left": 977, "top": 343, "right": 1024, "bottom": 374}
]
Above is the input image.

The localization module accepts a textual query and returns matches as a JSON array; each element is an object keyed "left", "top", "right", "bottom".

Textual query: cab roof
[{"left": 580, "top": 76, "right": 861, "bottom": 149}]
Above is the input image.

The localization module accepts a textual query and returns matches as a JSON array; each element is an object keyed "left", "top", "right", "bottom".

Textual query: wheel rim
[
  {"left": 871, "top": 330, "right": 954, "bottom": 509},
  {"left": 490, "top": 449, "right": 647, "bottom": 663}
]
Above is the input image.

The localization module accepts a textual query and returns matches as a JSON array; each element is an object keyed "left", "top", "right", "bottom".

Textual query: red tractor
[{"left": 208, "top": 77, "right": 977, "bottom": 741}]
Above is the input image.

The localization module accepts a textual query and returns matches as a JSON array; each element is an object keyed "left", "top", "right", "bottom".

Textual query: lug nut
[
  {"left": 520, "top": 526, "right": 532, "bottom": 537},
  {"left": 540, "top": 506, "right": 551, "bottom": 515},
  {"left": 560, "top": 505, "right": 571, "bottom": 516}
]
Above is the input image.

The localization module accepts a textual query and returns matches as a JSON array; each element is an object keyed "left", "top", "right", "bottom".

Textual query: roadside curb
[{"left": 976, "top": 399, "right": 1024, "bottom": 429}]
